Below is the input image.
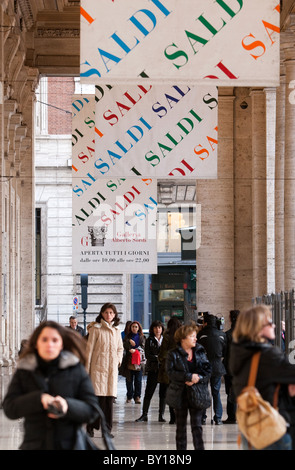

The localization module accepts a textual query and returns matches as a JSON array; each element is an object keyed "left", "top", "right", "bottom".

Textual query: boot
[
  {"left": 158, "top": 397, "right": 166, "bottom": 422},
  {"left": 135, "top": 397, "right": 150, "bottom": 422},
  {"left": 86, "top": 424, "right": 94, "bottom": 437},
  {"left": 169, "top": 406, "right": 176, "bottom": 424}
]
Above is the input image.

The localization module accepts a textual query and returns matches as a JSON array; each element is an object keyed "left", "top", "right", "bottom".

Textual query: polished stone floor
[{"left": 0, "top": 375, "right": 239, "bottom": 451}]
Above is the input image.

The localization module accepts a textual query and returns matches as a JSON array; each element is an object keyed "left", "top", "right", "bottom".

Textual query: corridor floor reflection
[{"left": 0, "top": 375, "right": 239, "bottom": 451}]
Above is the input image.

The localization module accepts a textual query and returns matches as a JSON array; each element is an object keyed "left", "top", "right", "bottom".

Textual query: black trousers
[
  {"left": 144, "top": 371, "right": 166, "bottom": 401},
  {"left": 224, "top": 374, "right": 236, "bottom": 421},
  {"left": 174, "top": 406, "right": 204, "bottom": 450},
  {"left": 89, "top": 396, "right": 114, "bottom": 432}
]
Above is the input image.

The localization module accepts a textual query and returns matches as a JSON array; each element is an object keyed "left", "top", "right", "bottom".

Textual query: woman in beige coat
[{"left": 85, "top": 303, "right": 123, "bottom": 437}]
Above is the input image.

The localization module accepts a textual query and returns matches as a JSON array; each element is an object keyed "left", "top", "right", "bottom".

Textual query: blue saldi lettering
[
  {"left": 81, "top": 0, "right": 171, "bottom": 79},
  {"left": 80, "top": 60, "right": 102, "bottom": 80},
  {"left": 93, "top": 116, "right": 153, "bottom": 173},
  {"left": 111, "top": 32, "right": 140, "bottom": 55},
  {"left": 97, "top": 48, "right": 122, "bottom": 73}
]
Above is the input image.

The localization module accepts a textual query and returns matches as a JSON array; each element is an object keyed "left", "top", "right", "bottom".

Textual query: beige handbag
[{"left": 236, "top": 351, "right": 287, "bottom": 450}]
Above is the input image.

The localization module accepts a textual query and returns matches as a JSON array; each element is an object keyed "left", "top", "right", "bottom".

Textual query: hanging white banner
[
  {"left": 80, "top": 0, "right": 280, "bottom": 86},
  {"left": 72, "top": 95, "right": 158, "bottom": 274},
  {"left": 76, "top": 85, "right": 218, "bottom": 179}
]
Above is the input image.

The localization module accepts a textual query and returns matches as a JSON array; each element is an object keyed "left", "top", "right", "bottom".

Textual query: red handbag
[{"left": 131, "top": 349, "right": 141, "bottom": 365}]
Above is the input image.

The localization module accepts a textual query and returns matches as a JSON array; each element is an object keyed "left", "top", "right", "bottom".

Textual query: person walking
[
  {"left": 166, "top": 322, "right": 212, "bottom": 450},
  {"left": 121, "top": 320, "right": 132, "bottom": 340},
  {"left": 3, "top": 321, "right": 99, "bottom": 450},
  {"left": 158, "top": 316, "right": 182, "bottom": 424},
  {"left": 135, "top": 320, "right": 165, "bottom": 422},
  {"left": 85, "top": 302, "right": 123, "bottom": 437},
  {"left": 230, "top": 305, "right": 295, "bottom": 450},
  {"left": 123, "top": 321, "right": 146, "bottom": 404},
  {"left": 197, "top": 313, "right": 226, "bottom": 424},
  {"left": 67, "top": 315, "right": 85, "bottom": 336}
]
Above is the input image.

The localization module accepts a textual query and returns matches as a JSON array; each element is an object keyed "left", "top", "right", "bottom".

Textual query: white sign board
[
  {"left": 80, "top": 0, "right": 280, "bottom": 86},
  {"left": 72, "top": 95, "right": 158, "bottom": 274},
  {"left": 93, "top": 84, "right": 218, "bottom": 178}
]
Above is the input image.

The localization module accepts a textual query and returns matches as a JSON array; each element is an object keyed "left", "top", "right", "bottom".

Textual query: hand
[
  {"left": 191, "top": 374, "right": 200, "bottom": 384},
  {"left": 130, "top": 349, "right": 135, "bottom": 354},
  {"left": 288, "top": 384, "right": 295, "bottom": 397},
  {"left": 41, "top": 393, "right": 68, "bottom": 419},
  {"left": 53, "top": 396, "right": 68, "bottom": 415},
  {"left": 130, "top": 339, "right": 136, "bottom": 346},
  {"left": 185, "top": 374, "right": 200, "bottom": 386},
  {"left": 41, "top": 393, "right": 55, "bottom": 410}
]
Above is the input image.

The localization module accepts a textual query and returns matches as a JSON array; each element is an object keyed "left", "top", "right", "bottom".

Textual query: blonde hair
[
  {"left": 232, "top": 305, "right": 272, "bottom": 343},
  {"left": 174, "top": 322, "right": 198, "bottom": 344}
]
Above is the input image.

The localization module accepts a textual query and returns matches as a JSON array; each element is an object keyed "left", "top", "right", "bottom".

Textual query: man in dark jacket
[
  {"left": 68, "top": 316, "right": 85, "bottom": 336},
  {"left": 197, "top": 313, "right": 226, "bottom": 424}
]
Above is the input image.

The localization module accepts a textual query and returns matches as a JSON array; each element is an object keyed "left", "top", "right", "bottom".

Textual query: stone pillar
[
  {"left": 19, "top": 84, "right": 36, "bottom": 341},
  {"left": 283, "top": 47, "right": 295, "bottom": 290},
  {"left": 275, "top": 62, "right": 286, "bottom": 291},
  {"left": 250, "top": 89, "right": 267, "bottom": 298},
  {"left": 265, "top": 87, "right": 276, "bottom": 294},
  {"left": 233, "top": 88, "right": 253, "bottom": 309},
  {"left": 0, "top": 2, "right": 4, "bottom": 403},
  {"left": 196, "top": 88, "right": 235, "bottom": 319}
]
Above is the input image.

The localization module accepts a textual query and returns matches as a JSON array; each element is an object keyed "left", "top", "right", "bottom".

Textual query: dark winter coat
[
  {"left": 66, "top": 325, "right": 85, "bottom": 336},
  {"left": 145, "top": 335, "right": 162, "bottom": 373},
  {"left": 3, "top": 351, "right": 99, "bottom": 450},
  {"left": 166, "top": 344, "right": 212, "bottom": 409},
  {"left": 158, "top": 331, "right": 177, "bottom": 384},
  {"left": 120, "top": 333, "right": 146, "bottom": 378},
  {"left": 229, "top": 340, "right": 295, "bottom": 423},
  {"left": 223, "top": 327, "right": 234, "bottom": 375},
  {"left": 197, "top": 320, "right": 226, "bottom": 376}
]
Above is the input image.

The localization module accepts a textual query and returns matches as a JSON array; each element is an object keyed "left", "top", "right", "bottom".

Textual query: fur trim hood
[
  {"left": 87, "top": 319, "right": 120, "bottom": 332},
  {"left": 17, "top": 351, "right": 79, "bottom": 371}
]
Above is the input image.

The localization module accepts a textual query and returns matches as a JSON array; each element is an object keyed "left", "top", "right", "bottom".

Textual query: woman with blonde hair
[{"left": 230, "top": 305, "right": 295, "bottom": 450}]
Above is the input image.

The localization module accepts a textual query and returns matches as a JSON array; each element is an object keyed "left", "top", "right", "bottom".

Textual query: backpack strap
[
  {"left": 273, "top": 384, "right": 280, "bottom": 409},
  {"left": 247, "top": 351, "right": 261, "bottom": 387},
  {"left": 248, "top": 351, "right": 281, "bottom": 408}
]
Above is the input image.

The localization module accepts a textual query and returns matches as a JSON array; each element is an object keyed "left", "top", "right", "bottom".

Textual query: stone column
[
  {"left": 233, "top": 88, "right": 253, "bottom": 309},
  {"left": 196, "top": 88, "right": 235, "bottom": 319},
  {"left": 0, "top": 2, "right": 4, "bottom": 403},
  {"left": 19, "top": 83, "right": 36, "bottom": 341},
  {"left": 265, "top": 87, "right": 276, "bottom": 294},
  {"left": 275, "top": 61, "right": 286, "bottom": 291},
  {"left": 283, "top": 45, "right": 295, "bottom": 290},
  {"left": 250, "top": 88, "right": 267, "bottom": 298}
]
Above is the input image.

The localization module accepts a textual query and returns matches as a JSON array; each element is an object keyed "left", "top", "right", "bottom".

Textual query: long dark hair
[
  {"left": 166, "top": 317, "right": 181, "bottom": 337},
  {"left": 96, "top": 302, "right": 120, "bottom": 327},
  {"left": 128, "top": 321, "right": 144, "bottom": 337},
  {"left": 19, "top": 320, "right": 87, "bottom": 364},
  {"left": 149, "top": 320, "right": 164, "bottom": 336}
]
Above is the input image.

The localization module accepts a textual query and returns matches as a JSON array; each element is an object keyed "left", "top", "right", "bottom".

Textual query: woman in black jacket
[
  {"left": 3, "top": 321, "right": 99, "bottom": 450},
  {"left": 158, "top": 317, "right": 182, "bottom": 424},
  {"left": 230, "top": 305, "right": 295, "bottom": 450},
  {"left": 135, "top": 320, "right": 165, "bottom": 422},
  {"left": 166, "top": 322, "right": 212, "bottom": 450}
]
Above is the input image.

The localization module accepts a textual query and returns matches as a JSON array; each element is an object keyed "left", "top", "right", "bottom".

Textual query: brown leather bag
[{"left": 236, "top": 351, "right": 287, "bottom": 449}]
